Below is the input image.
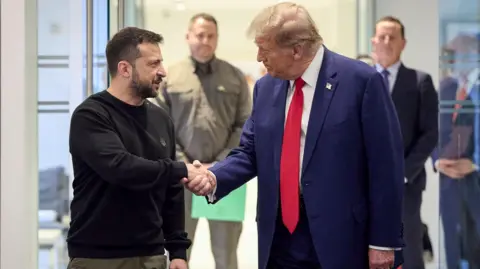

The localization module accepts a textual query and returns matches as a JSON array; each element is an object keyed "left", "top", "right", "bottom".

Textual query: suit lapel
[
  {"left": 271, "top": 80, "right": 289, "bottom": 177},
  {"left": 302, "top": 48, "right": 338, "bottom": 175},
  {"left": 391, "top": 64, "right": 407, "bottom": 101}
]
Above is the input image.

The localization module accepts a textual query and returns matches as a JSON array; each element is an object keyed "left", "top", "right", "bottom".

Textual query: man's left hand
[
  {"left": 369, "top": 249, "right": 394, "bottom": 269},
  {"left": 451, "top": 158, "right": 476, "bottom": 176},
  {"left": 169, "top": 258, "right": 188, "bottom": 269}
]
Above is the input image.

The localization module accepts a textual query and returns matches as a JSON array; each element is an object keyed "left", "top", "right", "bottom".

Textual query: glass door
[
  {"left": 36, "top": 0, "right": 110, "bottom": 268},
  {"left": 438, "top": 0, "right": 480, "bottom": 267}
]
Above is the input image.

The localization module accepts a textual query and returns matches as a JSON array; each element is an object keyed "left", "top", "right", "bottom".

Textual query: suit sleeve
[
  {"left": 69, "top": 107, "right": 188, "bottom": 191},
  {"left": 361, "top": 72, "right": 405, "bottom": 248},
  {"left": 208, "top": 81, "right": 258, "bottom": 202},
  {"left": 404, "top": 74, "right": 439, "bottom": 182},
  {"left": 215, "top": 69, "right": 253, "bottom": 161}
]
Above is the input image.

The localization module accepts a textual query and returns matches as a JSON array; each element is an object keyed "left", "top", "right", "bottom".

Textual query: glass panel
[
  {"left": 37, "top": 0, "right": 109, "bottom": 268},
  {"left": 37, "top": 0, "right": 72, "bottom": 267},
  {"left": 92, "top": 0, "right": 109, "bottom": 93},
  {"left": 38, "top": 68, "right": 70, "bottom": 102},
  {"left": 438, "top": 0, "right": 480, "bottom": 268},
  {"left": 356, "top": 0, "right": 375, "bottom": 57}
]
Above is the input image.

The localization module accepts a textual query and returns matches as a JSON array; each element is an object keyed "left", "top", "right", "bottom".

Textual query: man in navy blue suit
[
  {"left": 435, "top": 33, "right": 480, "bottom": 269},
  {"left": 183, "top": 2, "right": 405, "bottom": 269}
]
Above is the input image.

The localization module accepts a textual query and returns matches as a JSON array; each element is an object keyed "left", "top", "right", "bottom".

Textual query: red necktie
[
  {"left": 280, "top": 78, "right": 305, "bottom": 234},
  {"left": 452, "top": 82, "right": 467, "bottom": 122}
]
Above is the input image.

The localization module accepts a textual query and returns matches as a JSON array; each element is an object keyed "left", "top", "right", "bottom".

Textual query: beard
[{"left": 131, "top": 70, "right": 162, "bottom": 99}]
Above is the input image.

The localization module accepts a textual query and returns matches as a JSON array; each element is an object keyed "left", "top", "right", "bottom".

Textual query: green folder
[{"left": 191, "top": 185, "right": 247, "bottom": 222}]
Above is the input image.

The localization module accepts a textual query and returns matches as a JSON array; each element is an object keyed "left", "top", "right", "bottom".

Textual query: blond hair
[{"left": 247, "top": 2, "right": 322, "bottom": 51}]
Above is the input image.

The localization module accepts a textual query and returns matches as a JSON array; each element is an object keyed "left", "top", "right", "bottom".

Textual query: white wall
[
  {"left": 142, "top": 0, "right": 359, "bottom": 66},
  {"left": 1, "top": 0, "right": 39, "bottom": 268}
]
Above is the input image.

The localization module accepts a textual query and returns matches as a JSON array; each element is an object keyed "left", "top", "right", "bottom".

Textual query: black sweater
[{"left": 67, "top": 90, "right": 191, "bottom": 260}]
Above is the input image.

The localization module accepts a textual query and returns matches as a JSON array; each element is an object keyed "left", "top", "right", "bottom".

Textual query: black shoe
[{"left": 422, "top": 223, "right": 434, "bottom": 263}]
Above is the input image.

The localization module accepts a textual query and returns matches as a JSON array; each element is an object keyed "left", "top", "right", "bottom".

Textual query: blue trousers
[
  {"left": 440, "top": 174, "right": 480, "bottom": 269},
  {"left": 268, "top": 199, "right": 321, "bottom": 269}
]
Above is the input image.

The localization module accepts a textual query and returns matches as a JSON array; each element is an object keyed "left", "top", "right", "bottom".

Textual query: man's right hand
[{"left": 182, "top": 160, "right": 216, "bottom": 196}]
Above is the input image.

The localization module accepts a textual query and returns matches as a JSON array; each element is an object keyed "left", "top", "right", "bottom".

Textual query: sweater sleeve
[
  {"left": 69, "top": 107, "right": 188, "bottom": 191},
  {"left": 162, "top": 118, "right": 191, "bottom": 260}
]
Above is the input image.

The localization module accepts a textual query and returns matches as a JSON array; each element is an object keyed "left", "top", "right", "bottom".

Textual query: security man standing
[{"left": 155, "top": 13, "right": 252, "bottom": 269}]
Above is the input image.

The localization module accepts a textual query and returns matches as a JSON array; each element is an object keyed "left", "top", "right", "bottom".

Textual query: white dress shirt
[
  {"left": 209, "top": 46, "right": 397, "bottom": 251},
  {"left": 287, "top": 46, "right": 324, "bottom": 183},
  {"left": 375, "top": 61, "right": 401, "bottom": 93}
]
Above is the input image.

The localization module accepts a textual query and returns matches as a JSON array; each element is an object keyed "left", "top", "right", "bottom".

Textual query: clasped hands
[
  {"left": 182, "top": 160, "right": 216, "bottom": 196},
  {"left": 437, "top": 158, "right": 476, "bottom": 179}
]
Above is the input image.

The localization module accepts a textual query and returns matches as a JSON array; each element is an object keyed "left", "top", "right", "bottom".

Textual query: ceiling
[{"left": 142, "top": 0, "right": 338, "bottom": 10}]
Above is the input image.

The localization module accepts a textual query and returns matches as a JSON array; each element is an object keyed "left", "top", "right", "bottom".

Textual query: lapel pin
[
  {"left": 326, "top": 83, "right": 332, "bottom": 90},
  {"left": 217, "top": 85, "right": 225, "bottom": 91}
]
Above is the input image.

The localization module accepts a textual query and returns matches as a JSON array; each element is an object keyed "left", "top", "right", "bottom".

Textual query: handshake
[{"left": 181, "top": 160, "right": 217, "bottom": 196}]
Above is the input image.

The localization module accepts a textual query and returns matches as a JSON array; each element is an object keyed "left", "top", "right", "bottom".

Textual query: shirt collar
[
  {"left": 190, "top": 55, "right": 216, "bottom": 74},
  {"left": 290, "top": 45, "right": 324, "bottom": 87},
  {"left": 375, "top": 60, "right": 402, "bottom": 77}
]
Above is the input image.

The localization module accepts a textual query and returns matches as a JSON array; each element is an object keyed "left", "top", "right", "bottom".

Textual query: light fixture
[{"left": 174, "top": 0, "right": 186, "bottom": 10}]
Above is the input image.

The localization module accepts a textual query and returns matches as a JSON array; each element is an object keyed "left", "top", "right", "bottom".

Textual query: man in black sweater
[{"left": 67, "top": 27, "right": 214, "bottom": 269}]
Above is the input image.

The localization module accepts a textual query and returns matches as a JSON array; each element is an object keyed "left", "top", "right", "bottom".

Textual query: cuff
[
  {"left": 168, "top": 248, "right": 187, "bottom": 261},
  {"left": 369, "top": 245, "right": 401, "bottom": 251},
  {"left": 171, "top": 161, "right": 188, "bottom": 179},
  {"left": 206, "top": 170, "right": 217, "bottom": 203},
  {"left": 404, "top": 177, "right": 407, "bottom": 183}
]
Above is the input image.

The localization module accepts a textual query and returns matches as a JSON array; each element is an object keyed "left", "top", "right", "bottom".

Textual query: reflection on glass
[{"left": 438, "top": 3, "right": 480, "bottom": 267}]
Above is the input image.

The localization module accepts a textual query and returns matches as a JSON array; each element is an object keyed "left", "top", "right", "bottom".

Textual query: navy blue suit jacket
[{"left": 209, "top": 48, "right": 405, "bottom": 269}]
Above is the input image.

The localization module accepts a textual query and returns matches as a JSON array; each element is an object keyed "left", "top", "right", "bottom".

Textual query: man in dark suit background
[
  {"left": 355, "top": 50, "right": 436, "bottom": 264},
  {"left": 372, "top": 16, "right": 439, "bottom": 269}
]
